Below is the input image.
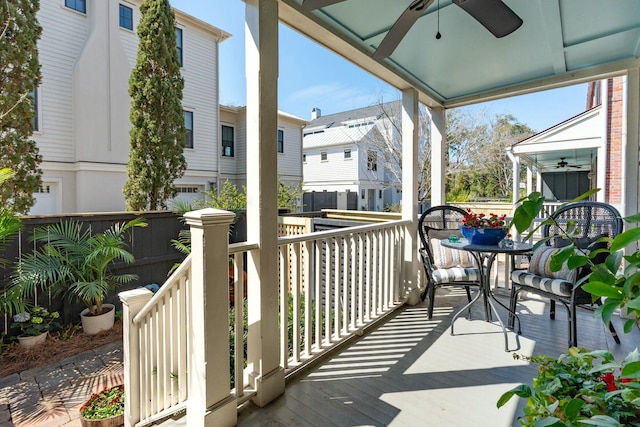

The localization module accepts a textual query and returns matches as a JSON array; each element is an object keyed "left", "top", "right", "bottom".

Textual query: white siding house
[
  {"left": 302, "top": 105, "right": 402, "bottom": 212},
  {"left": 29, "top": 0, "right": 230, "bottom": 214},
  {"left": 218, "top": 105, "right": 306, "bottom": 190}
]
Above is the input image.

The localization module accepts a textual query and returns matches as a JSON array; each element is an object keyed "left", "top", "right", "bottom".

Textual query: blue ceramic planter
[{"left": 460, "top": 226, "right": 507, "bottom": 246}]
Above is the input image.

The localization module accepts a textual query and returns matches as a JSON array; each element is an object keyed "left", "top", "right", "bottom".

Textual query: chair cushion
[
  {"left": 432, "top": 267, "right": 481, "bottom": 284},
  {"left": 430, "top": 239, "right": 475, "bottom": 269},
  {"left": 528, "top": 245, "right": 577, "bottom": 282},
  {"left": 511, "top": 270, "right": 574, "bottom": 297}
]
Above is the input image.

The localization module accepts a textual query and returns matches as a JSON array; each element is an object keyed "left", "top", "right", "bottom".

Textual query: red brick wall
[{"left": 606, "top": 77, "right": 624, "bottom": 204}]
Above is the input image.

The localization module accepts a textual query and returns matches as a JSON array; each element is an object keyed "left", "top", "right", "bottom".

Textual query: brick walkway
[{"left": 0, "top": 342, "right": 123, "bottom": 427}]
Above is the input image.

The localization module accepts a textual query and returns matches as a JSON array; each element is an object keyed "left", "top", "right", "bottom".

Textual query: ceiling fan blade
[
  {"left": 302, "top": 0, "right": 347, "bottom": 11},
  {"left": 452, "top": 0, "right": 522, "bottom": 38},
  {"left": 373, "top": 0, "right": 434, "bottom": 60}
]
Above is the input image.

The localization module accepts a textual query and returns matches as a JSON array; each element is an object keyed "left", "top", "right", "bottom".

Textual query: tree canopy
[
  {"left": 0, "top": 0, "right": 43, "bottom": 214},
  {"left": 124, "top": 0, "right": 186, "bottom": 211}
]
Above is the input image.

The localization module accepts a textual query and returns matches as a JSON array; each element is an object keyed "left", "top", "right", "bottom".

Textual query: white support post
[
  {"left": 624, "top": 69, "right": 640, "bottom": 218},
  {"left": 184, "top": 208, "right": 237, "bottom": 427},
  {"left": 430, "top": 106, "right": 446, "bottom": 206},
  {"left": 244, "top": 0, "right": 286, "bottom": 407},
  {"left": 597, "top": 78, "right": 609, "bottom": 203},
  {"left": 119, "top": 288, "right": 153, "bottom": 427},
  {"left": 401, "top": 89, "right": 420, "bottom": 305},
  {"left": 526, "top": 164, "right": 533, "bottom": 196}
]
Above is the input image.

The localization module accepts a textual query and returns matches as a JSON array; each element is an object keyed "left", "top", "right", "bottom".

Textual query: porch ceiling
[
  {"left": 278, "top": 0, "right": 640, "bottom": 108},
  {"left": 518, "top": 148, "right": 597, "bottom": 173}
]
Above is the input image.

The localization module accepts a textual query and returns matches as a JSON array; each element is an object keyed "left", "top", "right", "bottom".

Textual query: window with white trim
[
  {"left": 175, "top": 27, "right": 183, "bottom": 66},
  {"left": 119, "top": 4, "right": 133, "bottom": 30},
  {"left": 367, "top": 150, "right": 377, "bottom": 171},
  {"left": 344, "top": 149, "right": 351, "bottom": 159},
  {"left": 321, "top": 151, "right": 327, "bottom": 162},
  {"left": 184, "top": 111, "right": 193, "bottom": 149},
  {"left": 222, "top": 125, "right": 234, "bottom": 157},
  {"left": 29, "top": 89, "right": 39, "bottom": 132},
  {"left": 65, "top": 0, "right": 86, "bottom": 13},
  {"left": 277, "top": 129, "right": 284, "bottom": 153}
]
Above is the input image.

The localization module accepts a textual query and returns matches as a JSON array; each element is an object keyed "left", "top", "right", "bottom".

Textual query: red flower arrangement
[{"left": 462, "top": 209, "right": 507, "bottom": 229}]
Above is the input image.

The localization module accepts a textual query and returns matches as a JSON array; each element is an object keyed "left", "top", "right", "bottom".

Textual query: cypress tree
[
  {"left": 0, "top": 0, "right": 43, "bottom": 214},
  {"left": 124, "top": 0, "right": 186, "bottom": 211}
]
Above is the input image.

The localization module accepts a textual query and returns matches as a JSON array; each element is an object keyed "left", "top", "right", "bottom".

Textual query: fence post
[
  {"left": 119, "top": 288, "right": 153, "bottom": 427},
  {"left": 184, "top": 208, "right": 236, "bottom": 427}
]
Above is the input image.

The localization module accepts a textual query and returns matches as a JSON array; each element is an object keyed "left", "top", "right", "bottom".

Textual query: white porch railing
[{"left": 120, "top": 210, "right": 411, "bottom": 427}]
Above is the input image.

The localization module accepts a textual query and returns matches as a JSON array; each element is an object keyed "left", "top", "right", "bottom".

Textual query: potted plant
[
  {"left": 460, "top": 210, "right": 510, "bottom": 245},
  {"left": 12, "top": 217, "right": 146, "bottom": 335},
  {"left": 79, "top": 384, "right": 124, "bottom": 426},
  {"left": 11, "top": 306, "right": 61, "bottom": 349},
  {"left": 498, "top": 191, "right": 640, "bottom": 425}
]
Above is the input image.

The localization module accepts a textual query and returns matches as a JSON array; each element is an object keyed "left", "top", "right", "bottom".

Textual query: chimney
[{"left": 311, "top": 107, "right": 321, "bottom": 120}]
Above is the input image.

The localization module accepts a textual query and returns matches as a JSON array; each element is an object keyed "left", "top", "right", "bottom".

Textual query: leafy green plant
[
  {"left": 11, "top": 306, "right": 60, "bottom": 337},
  {"left": 0, "top": 168, "right": 25, "bottom": 316},
  {"left": 498, "top": 189, "right": 640, "bottom": 425},
  {"left": 80, "top": 385, "right": 124, "bottom": 420},
  {"left": 498, "top": 348, "right": 640, "bottom": 426},
  {"left": 12, "top": 217, "right": 147, "bottom": 315}
]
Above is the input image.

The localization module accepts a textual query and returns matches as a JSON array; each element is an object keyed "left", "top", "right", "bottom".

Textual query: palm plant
[{"left": 12, "top": 217, "right": 147, "bottom": 316}]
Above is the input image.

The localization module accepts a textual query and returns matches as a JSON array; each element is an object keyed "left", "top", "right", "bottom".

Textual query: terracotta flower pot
[{"left": 79, "top": 413, "right": 124, "bottom": 427}]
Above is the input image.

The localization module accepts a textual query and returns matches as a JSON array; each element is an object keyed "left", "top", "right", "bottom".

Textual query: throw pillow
[
  {"left": 528, "top": 245, "right": 577, "bottom": 282},
  {"left": 430, "top": 239, "right": 475, "bottom": 269}
]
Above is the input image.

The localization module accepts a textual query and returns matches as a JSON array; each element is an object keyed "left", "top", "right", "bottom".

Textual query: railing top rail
[
  {"left": 229, "top": 241, "right": 259, "bottom": 255},
  {"left": 278, "top": 219, "right": 410, "bottom": 246},
  {"left": 133, "top": 253, "right": 192, "bottom": 324}
]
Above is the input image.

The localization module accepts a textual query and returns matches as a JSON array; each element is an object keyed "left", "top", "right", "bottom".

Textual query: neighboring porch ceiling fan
[
  {"left": 302, "top": 0, "right": 523, "bottom": 59},
  {"left": 556, "top": 158, "right": 582, "bottom": 169}
]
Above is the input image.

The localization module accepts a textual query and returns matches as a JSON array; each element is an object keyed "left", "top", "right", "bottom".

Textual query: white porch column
[
  {"left": 506, "top": 148, "right": 520, "bottom": 205},
  {"left": 597, "top": 78, "right": 609, "bottom": 203},
  {"left": 244, "top": 0, "right": 286, "bottom": 407},
  {"left": 119, "top": 288, "right": 153, "bottom": 427},
  {"left": 184, "top": 208, "right": 237, "bottom": 427},
  {"left": 401, "top": 89, "right": 420, "bottom": 304},
  {"left": 430, "top": 106, "right": 446, "bottom": 206},
  {"left": 526, "top": 164, "right": 533, "bottom": 196},
  {"left": 624, "top": 69, "right": 640, "bottom": 218}
]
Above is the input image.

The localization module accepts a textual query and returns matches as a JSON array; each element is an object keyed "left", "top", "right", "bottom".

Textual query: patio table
[{"left": 440, "top": 238, "right": 532, "bottom": 351}]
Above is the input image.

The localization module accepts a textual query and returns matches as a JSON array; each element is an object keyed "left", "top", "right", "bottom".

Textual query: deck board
[{"left": 238, "top": 286, "right": 640, "bottom": 426}]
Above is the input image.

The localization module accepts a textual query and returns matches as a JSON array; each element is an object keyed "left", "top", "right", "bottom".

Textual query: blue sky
[{"left": 171, "top": 0, "right": 588, "bottom": 133}]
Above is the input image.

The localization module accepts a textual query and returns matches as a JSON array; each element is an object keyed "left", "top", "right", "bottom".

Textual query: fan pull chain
[{"left": 436, "top": 0, "right": 441, "bottom": 39}]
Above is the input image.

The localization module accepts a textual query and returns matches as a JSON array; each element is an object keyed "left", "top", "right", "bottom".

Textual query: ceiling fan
[
  {"left": 556, "top": 158, "right": 582, "bottom": 169},
  {"left": 302, "top": 0, "right": 523, "bottom": 59}
]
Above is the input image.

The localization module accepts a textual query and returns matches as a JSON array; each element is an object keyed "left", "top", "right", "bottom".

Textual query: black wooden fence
[{"left": 1, "top": 211, "right": 185, "bottom": 333}]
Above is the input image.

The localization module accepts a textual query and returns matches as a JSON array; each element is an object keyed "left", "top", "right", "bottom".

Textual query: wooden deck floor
[{"left": 237, "top": 287, "right": 639, "bottom": 426}]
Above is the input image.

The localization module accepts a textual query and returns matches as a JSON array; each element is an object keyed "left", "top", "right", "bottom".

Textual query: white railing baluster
[
  {"left": 279, "top": 246, "right": 289, "bottom": 369},
  {"left": 333, "top": 237, "right": 340, "bottom": 339},
  {"left": 314, "top": 239, "right": 322, "bottom": 352},
  {"left": 292, "top": 243, "right": 301, "bottom": 363},
  {"left": 350, "top": 234, "right": 357, "bottom": 331},
  {"left": 233, "top": 252, "right": 244, "bottom": 398},
  {"left": 303, "top": 241, "right": 312, "bottom": 357},
  {"left": 343, "top": 236, "right": 350, "bottom": 334},
  {"left": 323, "top": 239, "right": 331, "bottom": 345}
]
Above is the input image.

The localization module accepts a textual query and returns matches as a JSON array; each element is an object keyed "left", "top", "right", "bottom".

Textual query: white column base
[{"left": 250, "top": 367, "right": 285, "bottom": 407}]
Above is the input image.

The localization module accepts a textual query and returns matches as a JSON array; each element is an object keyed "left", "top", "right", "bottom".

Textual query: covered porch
[{"left": 120, "top": 1, "right": 640, "bottom": 426}]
